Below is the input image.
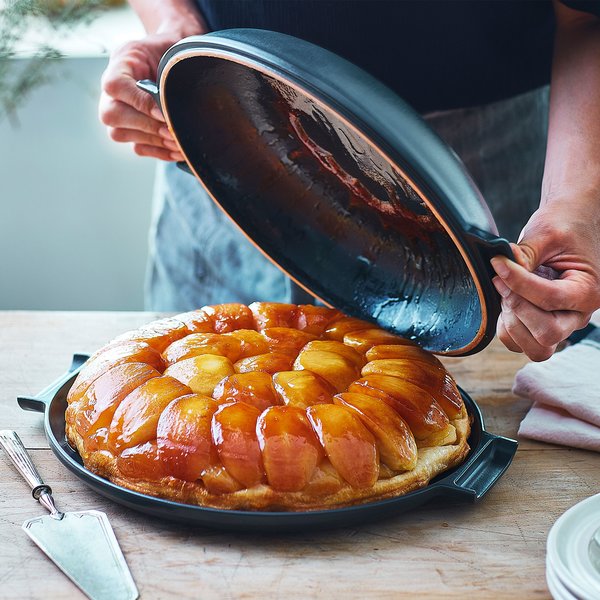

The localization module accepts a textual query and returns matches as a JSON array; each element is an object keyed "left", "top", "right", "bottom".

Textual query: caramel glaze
[{"left": 65, "top": 303, "right": 470, "bottom": 511}]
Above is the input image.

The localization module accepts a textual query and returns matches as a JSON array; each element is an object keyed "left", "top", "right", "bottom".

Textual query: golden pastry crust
[{"left": 65, "top": 303, "right": 470, "bottom": 512}]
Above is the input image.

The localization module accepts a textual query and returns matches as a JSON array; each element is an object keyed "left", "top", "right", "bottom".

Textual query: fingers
[
  {"left": 493, "top": 277, "right": 592, "bottom": 360},
  {"left": 133, "top": 144, "right": 184, "bottom": 162},
  {"left": 99, "top": 96, "right": 165, "bottom": 136},
  {"left": 100, "top": 41, "right": 162, "bottom": 119},
  {"left": 496, "top": 314, "right": 523, "bottom": 354},
  {"left": 494, "top": 275, "right": 590, "bottom": 341},
  {"left": 99, "top": 38, "right": 182, "bottom": 162},
  {"left": 490, "top": 255, "right": 595, "bottom": 312},
  {"left": 497, "top": 303, "right": 557, "bottom": 362},
  {"left": 108, "top": 127, "right": 178, "bottom": 149}
]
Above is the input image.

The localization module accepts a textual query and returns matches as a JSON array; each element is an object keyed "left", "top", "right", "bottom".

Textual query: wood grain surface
[{"left": 0, "top": 311, "right": 597, "bottom": 599}]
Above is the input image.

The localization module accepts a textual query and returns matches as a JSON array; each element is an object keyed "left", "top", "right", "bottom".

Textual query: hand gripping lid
[{"left": 138, "top": 29, "right": 513, "bottom": 355}]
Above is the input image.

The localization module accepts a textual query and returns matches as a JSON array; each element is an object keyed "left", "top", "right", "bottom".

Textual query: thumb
[
  {"left": 510, "top": 241, "right": 537, "bottom": 272},
  {"left": 512, "top": 235, "right": 561, "bottom": 282}
]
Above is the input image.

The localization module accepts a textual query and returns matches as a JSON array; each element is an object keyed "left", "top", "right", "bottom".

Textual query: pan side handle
[
  {"left": 438, "top": 431, "right": 518, "bottom": 501},
  {"left": 17, "top": 354, "right": 90, "bottom": 413}
]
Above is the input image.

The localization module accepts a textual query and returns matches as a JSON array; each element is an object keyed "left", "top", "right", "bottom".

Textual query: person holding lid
[{"left": 99, "top": 0, "right": 600, "bottom": 362}]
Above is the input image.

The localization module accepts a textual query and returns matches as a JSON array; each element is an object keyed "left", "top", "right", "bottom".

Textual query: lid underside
[{"left": 161, "top": 43, "right": 491, "bottom": 354}]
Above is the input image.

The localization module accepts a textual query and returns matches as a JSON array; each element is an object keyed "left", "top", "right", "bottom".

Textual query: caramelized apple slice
[
  {"left": 157, "top": 394, "right": 219, "bottom": 481},
  {"left": 272, "top": 370, "right": 334, "bottom": 409},
  {"left": 164, "top": 354, "right": 235, "bottom": 396},
  {"left": 84, "top": 427, "right": 109, "bottom": 453},
  {"left": 343, "top": 329, "right": 416, "bottom": 353},
  {"left": 112, "top": 318, "right": 190, "bottom": 353},
  {"left": 334, "top": 392, "right": 417, "bottom": 471},
  {"left": 301, "top": 340, "right": 366, "bottom": 369},
  {"left": 349, "top": 375, "right": 449, "bottom": 440},
  {"left": 234, "top": 352, "right": 295, "bottom": 375},
  {"left": 162, "top": 333, "right": 243, "bottom": 366},
  {"left": 417, "top": 424, "right": 457, "bottom": 448},
  {"left": 77, "top": 362, "right": 161, "bottom": 440},
  {"left": 364, "top": 344, "right": 443, "bottom": 368},
  {"left": 224, "top": 329, "right": 269, "bottom": 358},
  {"left": 294, "top": 305, "right": 341, "bottom": 335},
  {"left": 249, "top": 302, "right": 297, "bottom": 330},
  {"left": 202, "top": 303, "right": 254, "bottom": 333},
  {"left": 117, "top": 440, "right": 165, "bottom": 481},
  {"left": 213, "top": 372, "right": 280, "bottom": 411},
  {"left": 324, "top": 316, "right": 373, "bottom": 341},
  {"left": 177, "top": 310, "right": 214, "bottom": 333},
  {"left": 294, "top": 348, "right": 359, "bottom": 392},
  {"left": 211, "top": 402, "right": 265, "bottom": 487},
  {"left": 108, "top": 375, "right": 191, "bottom": 452},
  {"left": 261, "top": 327, "right": 317, "bottom": 355},
  {"left": 257, "top": 406, "right": 323, "bottom": 492},
  {"left": 303, "top": 458, "right": 346, "bottom": 496},
  {"left": 67, "top": 341, "right": 164, "bottom": 406},
  {"left": 201, "top": 464, "right": 244, "bottom": 494},
  {"left": 361, "top": 359, "right": 462, "bottom": 418},
  {"left": 307, "top": 404, "right": 379, "bottom": 488}
]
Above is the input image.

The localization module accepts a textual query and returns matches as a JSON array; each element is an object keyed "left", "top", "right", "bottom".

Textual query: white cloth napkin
[{"left": 514, "top": 325, "right": 600, "bottom": 452}]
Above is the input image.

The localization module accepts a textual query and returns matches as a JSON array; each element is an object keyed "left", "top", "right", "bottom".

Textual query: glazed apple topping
[
  {"left": 108, "top": 375, "right": 192, "bottom": 453},
  {"left": 225, "top": 329, "right": 270, "bottom": 358},
  {"left": 202, "top": 303, "right": 254, "bottom": 333},
  {"left": 76, "top": 362, "right": 161, "bottom": 443},
  {"left": 164, "top": 354, "right": 235, "bottom": 396},
  {"left": 234, "top": 352, "right": 295, "bottom": 375},
  {"left": 213, "top": 372, "right": 281, "bottom": 412},
  {"left": 323, "top": 316, "right": 373, "bottom": 341},
  {"left": 66, "top": 302, "right": 466, "bottom": 498},
  {"left": 272, "top": 370, "right": 334, "bottom": 409},
  {"left": 156, "top": 394, "right": 219, "bottom": 481},
  {"left": 348, "top": 375, "right": 450, "bottom": 440},
  {"left": 261, "top": 327, "right": 317, "bottom": 355},
  {"left": 112, "top": 317, "right": 190, "bottom": 353},
  {"left": 361, "top": 358, "right": 462, "bottom": 418},
  {"left": 343, "top": 328, "right": 418, "bottom": 353},
  {"left": 333, "top": 392, "right": 418, "bottom": 471},
  {"left": 211, "top": 402, "right": 266, "bottom": 488},
  {"left": 249, "top": 302, "right": 298, "bottom": 330},
  {"left": 257, "top": 405, "right": 324, "bottom": 492},
  {"left": 293, "top": 347, "right": 361, "bottom": 392},
  {"left": 306, "top": 404, "right": 379, "bottom": 488},
  {"left": 163, "top": 332, "right": 244, "bottom": 365},
  {"left": 68, "top": 340, "right": 164, "bottom": 405}
]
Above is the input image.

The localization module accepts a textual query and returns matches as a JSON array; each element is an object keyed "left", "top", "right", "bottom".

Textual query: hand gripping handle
[{"left": 0, "top": 430, "right": 63, "bottom": 518}]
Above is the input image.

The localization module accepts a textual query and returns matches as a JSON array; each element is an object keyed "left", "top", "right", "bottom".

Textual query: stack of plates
[{"left": 547, "top": 493, "right": 600, "bottom": 599}]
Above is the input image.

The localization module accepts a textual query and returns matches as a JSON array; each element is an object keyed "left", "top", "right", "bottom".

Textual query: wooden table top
[{"left": 0, "top": 310, "right": 597, "bottom": 599}]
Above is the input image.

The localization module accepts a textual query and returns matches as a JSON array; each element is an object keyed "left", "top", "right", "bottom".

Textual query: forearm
[
  {"left": 543, "top": 2, "right": 600, "bottom": 207},
  {"left": 128, "top": 0, "right": 207, "bottom": 36}
]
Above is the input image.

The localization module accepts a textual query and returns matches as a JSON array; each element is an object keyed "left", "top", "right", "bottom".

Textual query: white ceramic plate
[
  {"left": 546, "top": 559, "right": 579, "bottom": 600},
  {"left": 547, "top": 493, "right": 600, "bottom": 600}
]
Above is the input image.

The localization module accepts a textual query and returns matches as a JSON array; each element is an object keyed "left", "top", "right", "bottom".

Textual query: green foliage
[{"left": 0, "top": 0, "right": 107, "bottom": 123}]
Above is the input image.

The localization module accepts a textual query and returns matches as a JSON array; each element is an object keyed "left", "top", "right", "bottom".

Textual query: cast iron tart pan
[{"left": 17, "top": 355, "right": 518, "bottom": 533}]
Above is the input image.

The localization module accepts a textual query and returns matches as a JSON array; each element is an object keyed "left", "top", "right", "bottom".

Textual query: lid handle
[
  {"left": 465, "top": 227, "right": 514, "bottom": 280},
  {"left": 136, "top": 79, "right": 162, "bottom": 113}
]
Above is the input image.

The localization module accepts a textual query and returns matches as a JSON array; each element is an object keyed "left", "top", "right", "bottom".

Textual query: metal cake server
[{"left": 0, "top": 430, "right": 138, "bottom": 600}]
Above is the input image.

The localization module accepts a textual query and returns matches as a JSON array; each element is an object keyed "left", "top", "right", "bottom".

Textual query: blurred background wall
[{"left": 0, "top": 5, "right": 157, "bottom": 310}]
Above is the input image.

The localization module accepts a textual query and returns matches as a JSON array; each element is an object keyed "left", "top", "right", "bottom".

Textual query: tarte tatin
[{"left": 65, "top": 302, "right": 470, "bottom": 511}]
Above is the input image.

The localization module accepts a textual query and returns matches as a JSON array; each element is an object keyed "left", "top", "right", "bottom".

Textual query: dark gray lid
[{"left": 145, "top": 29, "right": 513, "bottom": 355}]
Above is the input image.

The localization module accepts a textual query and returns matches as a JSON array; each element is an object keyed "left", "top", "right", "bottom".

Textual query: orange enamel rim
[{"left": 158, "top": 48, "right": 488, "bottom": 356}]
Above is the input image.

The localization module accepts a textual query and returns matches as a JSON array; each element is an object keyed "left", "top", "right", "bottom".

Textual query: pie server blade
[{"left": 0, "top": 430, "right": 138, "bottom": 600}]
